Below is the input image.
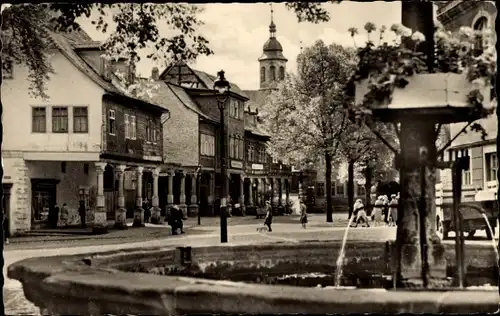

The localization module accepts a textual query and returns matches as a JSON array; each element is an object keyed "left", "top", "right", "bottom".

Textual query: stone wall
[
  {"left": 2, "top": 152, "right": 30, "bottom": 234},
  {"left": 157, "top": 83, "right": 200, "bottom": 166}
]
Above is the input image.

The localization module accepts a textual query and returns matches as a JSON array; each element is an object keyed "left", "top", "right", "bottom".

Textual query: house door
[{"left": 31, "top": 179, "right": 58, "bottom": 228}]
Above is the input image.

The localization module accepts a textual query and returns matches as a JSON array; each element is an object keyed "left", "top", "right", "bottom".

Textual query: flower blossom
[
  {"left": 434, "top": 30, "right": 449, "bottom": 42},
  {"left": 411, "top": 31, "right": 425, "bottom": 43},
  {"left": 458, "top": 26, "right": 474, "bottom": 39},
  {"left": 400, "top": 26, "right": 412, "bottom": 38}
]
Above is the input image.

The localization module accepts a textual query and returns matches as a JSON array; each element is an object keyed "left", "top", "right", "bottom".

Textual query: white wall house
[
  {"left": 2, "top": 47, "right": 104, "bottom": 234},
  {"left": 2, "top": 31, "right": 169, "bottom": 235}
]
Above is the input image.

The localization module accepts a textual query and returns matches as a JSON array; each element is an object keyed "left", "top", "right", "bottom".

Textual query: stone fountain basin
[{"left": 7, "top": 241, "right": 499, "bottom": 315}]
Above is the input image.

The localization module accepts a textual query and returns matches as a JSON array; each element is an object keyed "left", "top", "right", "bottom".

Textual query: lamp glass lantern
[{"left": 214, "top": 70, "right": 231, "bottom": 107}]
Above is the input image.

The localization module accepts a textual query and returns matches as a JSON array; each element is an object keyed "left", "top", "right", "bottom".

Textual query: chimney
[
  {"left": 100, "top": 56, "right": 111, "bottom": 82},
  {"left": 151, "top": 67, "right": 159, "bottom": 81},
  {"left": 127, "top": 62, "right": 136, "bottom": 86}
]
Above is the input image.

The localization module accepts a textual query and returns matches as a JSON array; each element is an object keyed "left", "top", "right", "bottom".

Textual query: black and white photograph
[{"left": 1, "top": 1, "right": 498, "bottom": 314}]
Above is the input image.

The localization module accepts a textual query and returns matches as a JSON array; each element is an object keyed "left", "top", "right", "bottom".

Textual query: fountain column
[{"left": 391, "top": 1, "right": 446, "bottom": 287}]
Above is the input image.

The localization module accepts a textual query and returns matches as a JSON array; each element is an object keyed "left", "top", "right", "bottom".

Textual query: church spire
[{"left": 269, "top": 4, "right": 276, "bottom": 38}]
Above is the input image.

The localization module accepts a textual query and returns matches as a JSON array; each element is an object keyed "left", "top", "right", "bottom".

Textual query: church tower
[{"left": 259, "top": 5, "right": 288, "bottom": 90}]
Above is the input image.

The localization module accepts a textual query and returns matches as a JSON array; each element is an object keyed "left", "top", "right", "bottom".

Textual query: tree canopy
[
  {"left": 260, "top": 40, "right": 357, "bottom": 165},
  {"left": 1, "top": 3, "right": 213, "bottom": 99}
]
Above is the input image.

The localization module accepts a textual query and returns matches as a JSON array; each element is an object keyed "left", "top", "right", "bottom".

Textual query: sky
[{"left": 78, "top": 2, "right": 403, "bottom": 90}]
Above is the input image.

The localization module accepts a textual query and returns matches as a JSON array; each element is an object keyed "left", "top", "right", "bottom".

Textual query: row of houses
[{"left": 1, "top": 18, "right": 293, "bottom": 235}]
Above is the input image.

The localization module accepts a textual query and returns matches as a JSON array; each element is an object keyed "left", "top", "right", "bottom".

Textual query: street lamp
[
  {"left": 214, "top": 70, "right": 231, "bottom": 243},
  {"left": 195, "top": 164, "right": 202, "bottom": 226}
]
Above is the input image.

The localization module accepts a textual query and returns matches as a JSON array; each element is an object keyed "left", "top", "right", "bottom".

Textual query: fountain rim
[{"left": 7, "top": 241, "right": 499, "bottom": 314}]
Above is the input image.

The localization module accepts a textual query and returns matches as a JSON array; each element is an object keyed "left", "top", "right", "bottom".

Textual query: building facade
[
  {"left": 154, "top": 60, "right": 292, "bottom": 217},
  {"left": 2, "top": 29, "right": 169, "bottom": 235},
  {"left": 436, "top": 0, "right": 497, "bottom": 196}
]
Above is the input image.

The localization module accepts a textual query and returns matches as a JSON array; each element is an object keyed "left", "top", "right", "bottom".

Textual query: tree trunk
[
  {"left": 347, "top": 159, "right": 355, "bottom": 219},
  {"left": 325, "top": 152, "right": 333, "bottom": 222},
  {"left": 364, "top": 165, "right": 373, "bottom": 216}
]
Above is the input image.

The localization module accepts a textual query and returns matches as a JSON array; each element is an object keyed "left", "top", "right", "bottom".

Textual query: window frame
[
  {"left": 130, "top": 115, "right": 136, "bottom": 140},
  {"left": 52, "top": 106, "right": 69, "bottom": 133},
  {"left": 73, "top": 106, "right": 89, "bottom": 133},
  {"left": 124, "top": 114, "right": 130, "bottom": 139},
  {"left": 486, "top": 152, "right": 498, "bottom": 182},
  {"left": 32, "top": 106, "right": 47, "bottom": 133},
  {"left": 200, "top": 133, "right": 215, "bottom": 157},
  {"left": 270, "top": 65, "right": 276, "bottom": 81},
  {"left": 108, "top": 109, "right": 116, "bottom": 136}
]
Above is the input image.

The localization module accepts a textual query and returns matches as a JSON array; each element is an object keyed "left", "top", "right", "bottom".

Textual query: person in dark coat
[
  {"left": 142, "top": 198, "right": 151, "bottom": 223},
  {"left": 78, "top": 200, "right": 87, "bottom": 228},
  {"left": 169, "top": 205, "right": 184, "bottom": 235},
  {"left": 263, "top": 200, "right": 273, "bottom": 232},
  {"left": 3, "top": 209, "right": 10, "bottom": 244},
  {"left": 50, "top": 203, "right": 60, "bottom": 229}
]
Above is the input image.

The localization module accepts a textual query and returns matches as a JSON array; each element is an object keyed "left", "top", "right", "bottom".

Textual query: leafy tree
[
  {"left": 339, "top": 120, "right": 397, "bottom": 218},
  {"left": 1, "top": 3, "right": 213, "bottom": 100},
  {"left": 260, "top": 40, "right": 357, "bottom": 222}
]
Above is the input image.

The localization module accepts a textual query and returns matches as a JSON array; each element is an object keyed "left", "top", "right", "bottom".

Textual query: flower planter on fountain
[{"left": 355, "top": 73, "right": 492, "bottom": 124}]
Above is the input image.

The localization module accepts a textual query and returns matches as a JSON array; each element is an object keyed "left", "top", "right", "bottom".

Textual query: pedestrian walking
[
  {"left": 389, "top": 194, "right": 398, "bottom": 226},
  {"left": 78, "top": 200, "right": 87, "bottom": 228},
  {"left": 299, "top": 199, "right": 308, "bottom": 229},
  {"left": 263, "top": 200, "right": 273, "bottom": 232},
  {"left": 383, "top": 195, "right": 390, "bottom": 225},
  {"left": 372, "top": 196, "right": 384, "bottom": 226},
  {"left": 169, "top": 205, "right": 184, "bottom": 235},
  {"left": 352, "top": 199, "right": 370, "bottom": 228},
  {"left": 59, "top": 203, "right": 69, "bottom": 227}
]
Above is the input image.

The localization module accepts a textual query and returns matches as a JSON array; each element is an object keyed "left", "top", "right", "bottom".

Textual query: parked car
[{"left": 436, "top": 190, "right": 497, "bottom": 240}]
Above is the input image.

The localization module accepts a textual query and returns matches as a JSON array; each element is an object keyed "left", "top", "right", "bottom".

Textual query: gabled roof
[
  {"left": 191, "top": 69, "right": 249, "bottom": 99},
  {"left": 159, "top": 62, "right": 249, "bottom": 100},
  {"left": 147, "top": 81, "right": 211, "bottom": 120},
  {"left": 47, "top": 31, "right": 168, "bottom": 114}
]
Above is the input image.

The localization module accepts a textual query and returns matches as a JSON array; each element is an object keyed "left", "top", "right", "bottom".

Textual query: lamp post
[
  {"left": 214, "top": 70, "right": 231, "bottom": 243},
  {"left": 196, "top": 164, "right": 202, "bottom": 226}
]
